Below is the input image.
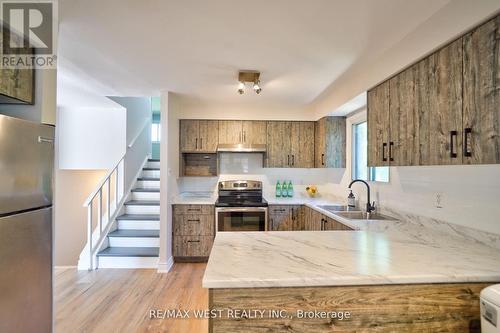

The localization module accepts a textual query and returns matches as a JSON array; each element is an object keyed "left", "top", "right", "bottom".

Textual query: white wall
[
  {"left": 326, "top": 111, "right": 500, "bottom": 236},
  {"left": 108, "top": 96, "right": 152, "bottom": 190},
  {"left": 0, "top": 69, "right": 57, "bottom": 125},
  {"left": 159, "top": 91, "right": 179, "bottom": 271},
  {"left": 54, "top": 169, "right": 106, "bottom": 266},
  {"left": 312, "top": 0, "right": 500, "bottom": 118},
  {"left": 57, "top": 106, "right": 126, "bottom": 169}
]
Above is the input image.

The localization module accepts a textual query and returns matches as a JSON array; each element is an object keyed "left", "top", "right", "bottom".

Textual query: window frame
[{"left": 350, "top": 115, "right": 389, "bottom": 183}]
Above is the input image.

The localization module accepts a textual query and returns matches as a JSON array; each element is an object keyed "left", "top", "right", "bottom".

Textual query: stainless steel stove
[{"left": 215, "top": 180, "right": 268, "bottom": 232}]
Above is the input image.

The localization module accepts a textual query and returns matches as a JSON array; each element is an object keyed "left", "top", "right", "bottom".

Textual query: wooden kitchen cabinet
[
  {"left": 269, "top": 205, "right": 303, "bottom": 231},
  {"left": 180, "top": 120, "right": 218, "bottom": 153},
  {"left": 172, "top": 204, "right": 214, "bottom": 261},
  {"left": 266, "top": 121, "right": 291, "bottom": 167},
  {"left": 291, "top": 122, "right": 315, "bottom": 168},
  {"left": 323, "top": 216, "right": 353, "bottom": 231},
  {"left": 218, "top": 120, "right": 267, "bottom": 145},
  {"left": 314, "top": 117, "right": 346, "bottom": 168},
  {"left": 304, "top": 206, "right": 322, "bottom": 231},
  {"left": 267, "top": 121, "right": 315, "bottom": 168},
  {"left": 368, "top": 13, "right": 500, "bottom": 166},
  {"left": 463, "top": 15, "right": 500, "bottom": 164},
  {"left": 367, "top": 81, "right": 390, "bottom": 167}
]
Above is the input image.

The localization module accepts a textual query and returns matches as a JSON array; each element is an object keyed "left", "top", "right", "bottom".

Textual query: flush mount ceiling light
[{"left": 237, "top": 71, "right": 261, "bottom": 95}]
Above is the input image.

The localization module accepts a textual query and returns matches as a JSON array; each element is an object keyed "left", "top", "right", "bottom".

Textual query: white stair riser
[
  {"left": 147, "top": 161, "right": 160, "bottom": 169},
  {"left": 125, "top": 205, "right": 160, "bottom": 215},
  {"left": 136, "top": 180, "right": 160, "bottom": 189},
  {"left": 131, "top": 191, "right": 160, "bottom": 201},
  {"left": 108, "top": 237, "right": 159, "bottom": 247},
  {"left": 98, "top": 256, "right": 159, "bottom": 269},
  {"left": 142, "top": 169, "right": 160, "bottom": 178},
  {"left": 118, "top": 220, "right": 160, "bottom": 230}
]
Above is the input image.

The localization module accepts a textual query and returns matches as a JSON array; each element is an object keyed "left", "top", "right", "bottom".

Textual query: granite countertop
[
  {"left": 203, "top": 197, "right": 500, "bottom": 289},
  {"left": 172, "top": 192, "right": 217, "bottom": 205}
]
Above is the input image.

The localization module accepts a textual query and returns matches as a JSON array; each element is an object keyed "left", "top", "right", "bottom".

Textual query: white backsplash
[{"left": 177, "top": 153, "right": 344, "bottom": 197}]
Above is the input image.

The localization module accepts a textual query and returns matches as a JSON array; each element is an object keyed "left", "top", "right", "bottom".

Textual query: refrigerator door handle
[{"left": 37, "top": 136, "right": 54, "bottom": 144}]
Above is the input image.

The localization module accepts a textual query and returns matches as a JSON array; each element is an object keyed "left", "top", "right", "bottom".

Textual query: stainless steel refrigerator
[{"left": 0, "top": 115, "right": 54, "bottom": 333}]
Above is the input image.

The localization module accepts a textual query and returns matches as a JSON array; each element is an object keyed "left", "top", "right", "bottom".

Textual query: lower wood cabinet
[
  {"left": 269, "top": 205, "right": 304, "bottom": 231},
  {"left": 304, "top": 206, "right": 353, "bottom": 231},
  {"left": 172, "top": 204, "right": 214, "bottom": 261}
]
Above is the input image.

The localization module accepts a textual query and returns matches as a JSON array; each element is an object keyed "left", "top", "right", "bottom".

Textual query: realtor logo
[{"left": 1, "top": 0, "right": 57, "bottom": 68}]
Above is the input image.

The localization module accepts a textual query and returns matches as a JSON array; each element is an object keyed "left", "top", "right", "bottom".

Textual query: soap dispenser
[{"left": 347, "top": 190, "right": 356, "bottom": 208}]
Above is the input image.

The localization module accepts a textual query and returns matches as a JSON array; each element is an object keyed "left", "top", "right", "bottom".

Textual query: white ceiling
[{"left": 59, "top": 0, "right": 451, "bottom": 109}]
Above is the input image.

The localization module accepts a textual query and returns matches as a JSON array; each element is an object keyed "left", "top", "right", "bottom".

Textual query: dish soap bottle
[
  {"left": 347, "top": 190, "right": 356, "bottom": 208},
  {"left": 275, "top": 181, "right": 281, "bottom": 198},
  {"left": 287, "top": 181, "right": 294, "bottom": 197},
  {"left": 281, "top": 181, "right": 288, "bottom": 198}
]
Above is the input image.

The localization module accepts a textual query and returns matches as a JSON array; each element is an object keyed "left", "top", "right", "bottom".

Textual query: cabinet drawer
[
  {"left": 174, "top": 204, "right": 213, "bottom": 215},
  {"left": 269, "top": 205, "right": 291, "bottom": 215},
  {"left": 173, "top": 236, "right": 214, "bottom": 257},
  {"left": 173, "top": 214, "right": 214, "bottom": 236}
]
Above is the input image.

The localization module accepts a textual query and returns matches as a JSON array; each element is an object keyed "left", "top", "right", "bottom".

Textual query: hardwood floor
[{"left": 55, "top": 263, "right": 208, "bottom": 333}]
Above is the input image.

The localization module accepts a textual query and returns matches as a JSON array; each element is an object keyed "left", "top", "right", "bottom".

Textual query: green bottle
[
  {"left": 275, "top": 181, "right": 281, "bottom": 197},
  {"left": 281, "top": 180, "right": 288, "bottom": 197},
  {"left": 287, "top": 181, "right": 294, "bottom": 197}
]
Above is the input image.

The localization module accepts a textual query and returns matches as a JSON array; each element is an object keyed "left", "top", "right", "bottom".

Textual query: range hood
[{"left": 217, "top": 143, "right": 267, "bottom": 153}]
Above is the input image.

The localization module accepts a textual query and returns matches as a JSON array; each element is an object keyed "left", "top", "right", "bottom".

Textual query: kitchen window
[
  {"left": 352, "top": 121, "right": 389, "bottom": 182},
  {"left": 151, "top": 123, "right": 161, "bottom": 142}
]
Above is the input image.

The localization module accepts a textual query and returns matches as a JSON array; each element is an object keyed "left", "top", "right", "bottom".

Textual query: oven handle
[{"left": 215, "top": 207, "right": 268, "bottom": 213}]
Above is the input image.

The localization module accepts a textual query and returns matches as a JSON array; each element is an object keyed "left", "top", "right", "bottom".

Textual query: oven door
[{"left": 216, "top": 207, "right": 268, "bottom": 232}]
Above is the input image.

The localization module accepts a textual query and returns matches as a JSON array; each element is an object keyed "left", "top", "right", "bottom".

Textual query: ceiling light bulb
[
  {"left": 253, "top": 81, "right": 261, "bottom": 94},
  {"left": 238, "top": 81, "right": 245, "bottom": 94}
]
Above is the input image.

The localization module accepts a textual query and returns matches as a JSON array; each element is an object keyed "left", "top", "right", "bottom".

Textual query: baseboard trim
[
  {"left": 54, "top": 265, "right": 77, "bottom": 269},
  {"left": 157, "top": 256, "right": 174, "bottom": 273}
]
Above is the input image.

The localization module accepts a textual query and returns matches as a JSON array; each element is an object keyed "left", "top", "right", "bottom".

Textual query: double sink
[{"left": 317, "top": 205, "right": 396, "bottom": 221}]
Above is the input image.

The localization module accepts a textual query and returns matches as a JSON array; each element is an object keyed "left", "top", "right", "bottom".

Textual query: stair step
[
  {"left": 148, "top": 159, "right": 160, "bottom": 162},
  {"left": 97, "top": 247, "right": 159, "bottom": 257},
  {"left": 143, "top": 167, "right": 160, "bottom": 171},
  {"left": 124, "top": 200, "right": 160, "bottom": 206},
  {"left": 117, "top": 214, "right": 160, "bottom": 221},
  {"left": 108, "top": 229, "right": 159, "bottom": 238},
  {"left": 137, "top": 177, "right": 160, "bottom": 181},
  {"left": 132, "top": 188, "right": 159, "bottom": 193}
]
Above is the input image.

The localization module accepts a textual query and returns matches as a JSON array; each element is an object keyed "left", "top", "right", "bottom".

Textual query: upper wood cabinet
[
  {"left": 266, "top": 121, "right": 314, "bottom": 168},
  {"left": 218, "top": 120, "right": 267, "bottom": 145},
  {"left": 180, "top": 120, "right": 218, "bottom": 153},
  {"left": 315, "top": 117, "right": 347, "bottom": 168},
  {"left": 463, "top": 15, "right": 500, "bottom": 165},
  {"left": 368, "top": 14, "right": 500, "bottom": 166}
]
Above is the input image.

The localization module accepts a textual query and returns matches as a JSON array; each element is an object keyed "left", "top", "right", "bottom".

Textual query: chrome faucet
[{"left": 348, "top": 179, "right": 376, "bottom": 215}]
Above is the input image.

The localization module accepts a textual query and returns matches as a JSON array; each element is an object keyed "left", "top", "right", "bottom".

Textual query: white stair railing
[{"left": 82, "top": 156, "right": 125, "bottom": 270}]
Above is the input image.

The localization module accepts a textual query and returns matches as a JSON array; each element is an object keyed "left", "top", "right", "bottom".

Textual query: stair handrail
[{"left": 82, "top": 155, "right": 125, "bottom": 270}]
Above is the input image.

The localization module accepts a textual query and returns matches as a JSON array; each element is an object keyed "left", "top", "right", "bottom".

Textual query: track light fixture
[{"left": 237, "top": 71, "right": 262, "bottom": 95}]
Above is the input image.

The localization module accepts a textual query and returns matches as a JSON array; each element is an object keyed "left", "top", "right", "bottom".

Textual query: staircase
[{"left": 96, "top": 159, "right": 160, "bottom": 268}]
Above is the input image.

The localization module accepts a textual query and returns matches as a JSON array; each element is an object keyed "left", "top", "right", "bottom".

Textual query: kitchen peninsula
[{"left": 203, "top": 214, "right": 500, "bottom": 332}]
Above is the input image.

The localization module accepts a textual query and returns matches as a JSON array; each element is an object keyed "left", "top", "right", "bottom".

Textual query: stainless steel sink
[
  {"left": 317, "top": 205, "right": 360, "bottom": 212},
  {"left": 333, "top": 211, "right": 397, "bottom": 221}
]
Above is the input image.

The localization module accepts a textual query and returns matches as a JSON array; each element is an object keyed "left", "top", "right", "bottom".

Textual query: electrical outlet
[{"left": 435, "top": 193, "right": 443, "bottom": 208}]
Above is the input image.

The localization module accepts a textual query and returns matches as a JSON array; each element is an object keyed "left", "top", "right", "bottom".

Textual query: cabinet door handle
[
  {"left": 450, "top": 130, "right": 458, "bottom": 158},
  {"left": 195, "top": 138, "right": 198, "bottom": 150},
  {"left": 292, "top": 155, "right": 295, "bottom": 166},
  {"left": 200, "top": 138, "right": 203, "bottom": 149},
  {"left": 321, "top": 153, "right": 324, "bottom": 166},
  {"left": 187, "top": 219, "right": 201, "bottom": 222},
  {"left": 287, "top": 154, "right": 290, "bottom": 166},
  {"left": 187, "top": 240, "right": 200, "bottom": 243},
  {"left": 243, "top": 131, "right": 246, "bottom": 143},
  {"left": 464, "top": 128, "right": 472, "bottom": 157},
  {"left": 187, "top": 208, "right": 201, "bottom": 212},
  {"left": 389, "top": 142, "right": 394, "bottom": 162},
  {"left": 382, "top": 143, "right": 387, "bottom": 162}
]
